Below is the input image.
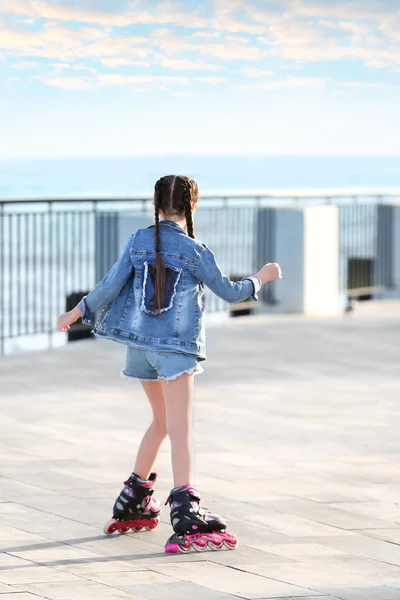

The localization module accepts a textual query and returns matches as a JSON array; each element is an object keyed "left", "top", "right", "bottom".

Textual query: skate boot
[
  {"left": 164, "top": 485, "right": 238, "bottom": 553},
  {"left": 103, "top": 472, "right": 161, "bottom": 535}
]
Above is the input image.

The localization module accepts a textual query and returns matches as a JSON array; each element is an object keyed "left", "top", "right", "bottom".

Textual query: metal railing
[
  {"left": 1, "top": 189, "right": 399, "bottom": 356},
  {"left": 0, "top": 195, "right": 272, "bottom": 355},
  {"left": 339, "top": 204, "right": 394, "bottom": 300}
]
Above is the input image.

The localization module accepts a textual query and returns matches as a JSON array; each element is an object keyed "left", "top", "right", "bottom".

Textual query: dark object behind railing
[
  {"left": 66, "top": 291, "right": 92, "bottom": 341},
  {"left": 338, "top": 204, "right": 393, "bottom": 301}
]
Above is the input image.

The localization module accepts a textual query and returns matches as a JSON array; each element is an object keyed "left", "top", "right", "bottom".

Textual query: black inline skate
[
  {"left": 103, "top": 472, "right": 161, "bottom": 535},
  {"left": 164, "top": 485, "right": 238, "bottom": 553}
]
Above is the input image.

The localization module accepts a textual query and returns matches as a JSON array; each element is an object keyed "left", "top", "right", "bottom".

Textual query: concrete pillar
[{"left": 273, "top": 205, "right": 341, "bottom": 315}]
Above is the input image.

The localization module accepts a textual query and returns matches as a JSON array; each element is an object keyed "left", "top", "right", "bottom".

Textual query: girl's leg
[
  {"left": 161, "top": 374, "right": 194, "bottom": 488},
  {"left": 133, "top": 381, "right": 168, "bottom": 481}
]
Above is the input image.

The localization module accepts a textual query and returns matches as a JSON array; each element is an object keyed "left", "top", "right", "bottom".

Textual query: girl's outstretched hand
[
  {"left": 56, "top": 307, "right": 83, "bottom": 332},
  {"left": 256, "top": 263, "right": 282, "bottom": 285}
]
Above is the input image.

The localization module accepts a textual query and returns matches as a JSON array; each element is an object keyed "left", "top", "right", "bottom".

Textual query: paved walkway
[{"left": 1, "top": 312, "right": 400, "bottom": 600}]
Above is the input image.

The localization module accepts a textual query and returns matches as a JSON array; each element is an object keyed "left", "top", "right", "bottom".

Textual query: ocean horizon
[{"left": 1, "top": 155, "right": 400, "bottom": 199}]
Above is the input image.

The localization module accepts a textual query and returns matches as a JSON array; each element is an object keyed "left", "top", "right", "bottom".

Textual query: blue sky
[{"left": 0, "top": 0, "right": 400, "bottom": 156}]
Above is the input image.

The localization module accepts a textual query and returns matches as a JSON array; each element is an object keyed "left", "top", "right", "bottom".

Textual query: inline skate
[
  {"left": 164, "top": 485, "right": 238, "bottom": 553},
  {"left": 104, "top": 472, "right": 161, "bottom": 535}
]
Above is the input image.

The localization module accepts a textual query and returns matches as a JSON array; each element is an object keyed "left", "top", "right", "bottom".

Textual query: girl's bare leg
[
  {"left": 133, "top": 381, "right": 168, "bottom": 480},
  {"left": 161, "top": 374, "right": 194, "bottom": 488}
]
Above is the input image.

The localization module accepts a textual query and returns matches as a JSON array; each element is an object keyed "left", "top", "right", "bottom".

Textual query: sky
[{"left": 0, "top": 0, "right": 400, "bottom": 157}]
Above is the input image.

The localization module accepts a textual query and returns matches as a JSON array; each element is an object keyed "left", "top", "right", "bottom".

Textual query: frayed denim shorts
[{"left": 121, "top": 346, "right": 204, "bottom": 382}]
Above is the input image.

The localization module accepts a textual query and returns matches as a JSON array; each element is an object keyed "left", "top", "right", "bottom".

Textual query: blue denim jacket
[{"left": 78, "top": 220, "right": 258, "bottom": 359}]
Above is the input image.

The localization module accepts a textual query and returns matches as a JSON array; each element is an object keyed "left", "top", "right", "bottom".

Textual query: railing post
[{"left": 48, "top": 201, "right": 53, "bottom": 349}]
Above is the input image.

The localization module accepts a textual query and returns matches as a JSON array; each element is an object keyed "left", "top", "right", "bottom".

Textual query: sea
[{"left": 1, "top": 155, "right": 400, "bottom": 198}]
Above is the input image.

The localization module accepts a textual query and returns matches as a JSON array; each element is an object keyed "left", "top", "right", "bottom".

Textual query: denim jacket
[{"left": 78, "top": 220, "right": 258, "bottom": 359}]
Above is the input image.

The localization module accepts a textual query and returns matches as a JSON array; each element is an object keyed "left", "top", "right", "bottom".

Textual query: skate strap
[
  {"left": 123, "top": 474, "right": 155, "bottom": 490},
  {"left": 165, "top": 489, "right": 201, "bottom": 506}
]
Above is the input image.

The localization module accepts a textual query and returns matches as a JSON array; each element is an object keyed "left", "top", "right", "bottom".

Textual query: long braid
[
  {"left": 184, "top": 184, "right": 195, "bottom": 239},
  {"left": 154, "top": 180, "right": 165, "bottom": 315}
]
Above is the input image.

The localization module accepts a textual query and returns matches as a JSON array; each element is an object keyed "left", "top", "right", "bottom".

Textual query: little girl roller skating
[{"left": 57, "top": 175, "right": 282, "bottom": 553}]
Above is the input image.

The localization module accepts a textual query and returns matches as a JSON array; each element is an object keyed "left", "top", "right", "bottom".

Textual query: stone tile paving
[{"left": 1, "top": 313, "right": 400, "bottom": 599}]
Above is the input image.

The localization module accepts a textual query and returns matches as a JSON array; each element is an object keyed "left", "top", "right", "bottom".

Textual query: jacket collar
[{"left": 158, "top": 220, "right": 188, "bottom": 235}]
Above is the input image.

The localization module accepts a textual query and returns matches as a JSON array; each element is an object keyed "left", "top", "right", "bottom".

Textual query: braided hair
[{"left": 153, "top": 175, "right": 199, "bottom": 315}]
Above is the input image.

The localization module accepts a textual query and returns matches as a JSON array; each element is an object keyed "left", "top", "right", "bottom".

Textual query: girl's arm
[
  {"left": 56, "top": 235, "right": 135, "bottom": 331},
  {"left": 195, "top": 245, "right": 281, "bottom": 304}
]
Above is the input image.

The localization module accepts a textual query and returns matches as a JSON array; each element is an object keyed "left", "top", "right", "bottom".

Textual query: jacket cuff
[
  {"left": 243, "top": 276, "right": 262, "bottom": 301},
  {"left": 77, "top": 297, "right": 95, "bottom": 327}
]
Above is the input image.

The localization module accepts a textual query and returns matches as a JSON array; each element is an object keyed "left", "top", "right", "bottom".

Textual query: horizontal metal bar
[
  {"left": 1, "top": 188, "right": 400, "bottom": 205},
  {"left": 346, "top": 286, "right": 386, "bottom": 298}
]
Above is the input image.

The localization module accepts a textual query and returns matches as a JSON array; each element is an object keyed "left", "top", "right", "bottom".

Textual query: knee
[
  {"left": 166, "top": 419, "right": 189, "bottom": 441},
  {"left": 153, "top": 417, "right": 168, "bottom": 438}
]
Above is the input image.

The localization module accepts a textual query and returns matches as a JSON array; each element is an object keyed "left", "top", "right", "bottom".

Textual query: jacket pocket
[{"left": 140, "top": 261, "right": 182, "bottom": 316}]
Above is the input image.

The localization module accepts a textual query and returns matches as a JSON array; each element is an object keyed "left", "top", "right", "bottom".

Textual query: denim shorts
[{"left": 121, "top": 346, "right": 204, "bottom": 382}]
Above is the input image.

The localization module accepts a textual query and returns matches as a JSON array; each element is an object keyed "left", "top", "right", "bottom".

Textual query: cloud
[
  {"left": 50, "top": 62, "right": 72, "bottom": 69},
  {"left": 224, "top": 35, "right": 250, "bottom": 44},
  {"left": 1, "top": 0, "right": 206, "bottom": 28},
  {"left": 318, "top": 20, "right": 372, "bottom": 36},
  {"left": 100, "top": 58, "right": 150, "bottom": 68},
  {"left": 290, "top": 0, "right": 388, "bottom": 20},
  {"left": 172, "top": 91, "right": 195, "bottom": 96},
  {"left": 195, "top": 76, "right": 226, "bottom": 83},
  {"left": 191, "top": 32, "right": 220, "bottom": 39},
  {"left": 242, "top": 67, "right": 274, "bottom": 77},
  {"left": 50, "top": 63, "right": 97, "bottom": 73},
  {"left": 241, "top": 76, "right": 329, "bottom": 90},
  {"left": 12, "top": 60, "right": 41, "bottom": 69},
  {"left": 210, "top": 0, "right": 266, "bottom": 34},
  {"left": 0, "top": 21, "right": 149, "bottom": 62},
  {"left": 243, "top": 2, "right": 400, "bottom": 70},
  {"left": 154, "top": 2, "right": 206, "bottom": 28},
  {"left": 199, "top": 42, "right": 263, "bottom": 61},
  {"left": 2, "top": 0, "right": 400, "bottom": 82},
  {"left": 148, "top": 28, "right": 263, "bottom": 62},
  {"left": 282, "top": 65, "right": 303, "bottom": 70},
  {"left": 96, "top": 74, "right": 226, "bottom": 87},
  {"left": 249, "top": 9, "right": 400, "bottom": 69},
  {"left": 96, "top": 74, "right": 190, "bottom": 87},
  {"left": 240, "top": 75, "right": 387, "bottom": 92},
  {"left": 365, "top": 58, "right": 391, "bottom": 69},
  {"left": 212, "top": 16, "right": 265, "bottom": 35},
  {"left": 159, "top": 57, "right": 221, "bottom": 71},
  {"left": 7, "top": 76, "right": 21, "bottom": 81},
  {"left": 45, "top": 76, "right": 93, "bottom": 90},
  {"left": 380, "top": 16, "right": 400, "bottom": 42},
  {"left": 342, "top": 81, "right": 383, "bottom": 88}
]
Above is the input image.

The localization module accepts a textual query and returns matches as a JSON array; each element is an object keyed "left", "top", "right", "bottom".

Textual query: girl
[{"left": 57, "top": 175, "right": 282, "bottom": 553}]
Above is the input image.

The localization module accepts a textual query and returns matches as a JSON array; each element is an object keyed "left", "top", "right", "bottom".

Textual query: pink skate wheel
[
  {"left": 145, "top": 518, "right": 159, "bottom": 531},
  {"left": 103, "top": 519, "right": 119, "bottom": 535},
  {"left": 165, "top": 542, "right": 181, "bottom": 554},
  {"left": 192, "top": 540, "right": 208, "bottom": 552}
]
